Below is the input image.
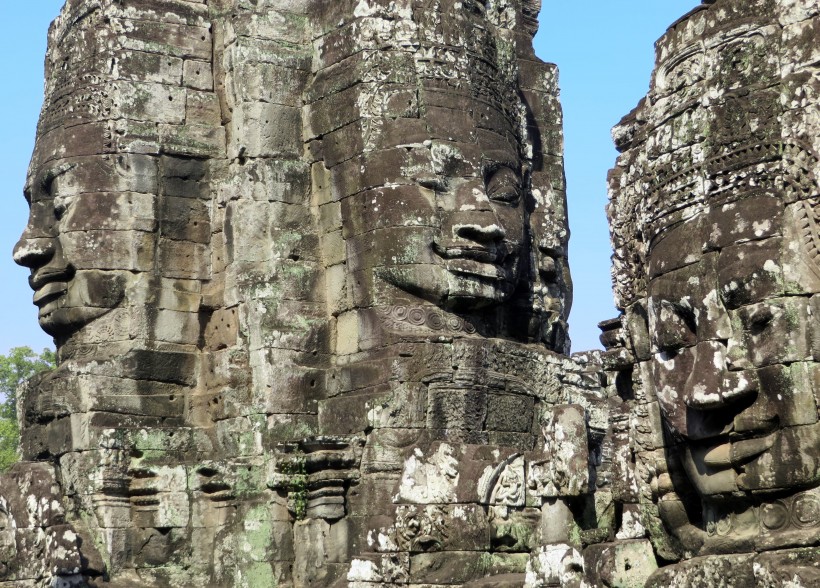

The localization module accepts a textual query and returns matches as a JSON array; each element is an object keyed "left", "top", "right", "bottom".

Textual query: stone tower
[
  {"left": 5, "top": 0, "right": 820, "bottom": 586},
  {"left": 5, "top": 1, "right": 607, "bottom": 586},
  {"left": 607, "top": 0, "right": 820, "bottom": 584}
]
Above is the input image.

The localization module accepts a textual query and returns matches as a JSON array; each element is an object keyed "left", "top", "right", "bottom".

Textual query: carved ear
[{"left": 612, "top": 100, "right": 647, "bottom": 154}]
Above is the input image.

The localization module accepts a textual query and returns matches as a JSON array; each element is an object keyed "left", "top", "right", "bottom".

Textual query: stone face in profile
[
  {"left": 608, "top": 0, "right": 820, "bottom": 582},
  {"left": 13, "top": 0, "right": 215, "bottom": 354}
]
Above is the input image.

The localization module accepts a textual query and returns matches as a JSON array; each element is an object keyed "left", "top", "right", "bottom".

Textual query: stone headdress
[{"left": 607, "top": 2, "right": 820, "bottom": 310}]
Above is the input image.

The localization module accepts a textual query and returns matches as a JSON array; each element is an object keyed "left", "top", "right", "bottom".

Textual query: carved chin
[
  {"left": 36, "top": 272, "right": 127, "bottom": 337},
  {"left": 39, "top": 306, "right": 115, "bottom": 337}
]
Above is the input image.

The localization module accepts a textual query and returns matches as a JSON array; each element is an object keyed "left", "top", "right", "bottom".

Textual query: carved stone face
[
  {"left": 13, "top": 2, "right": 212, "bottom": 346},
  {"left": 308, "top": 0, "right": 570, "bottom": 348},
  {"left": 362, "top": 132, "right": 528, "bottom": 311},
  {"left": 14, "top": 145, "right": 153, "bottom": 338},
  {"left": 609, "top": 4, "right": 820, "bottom": 530},
  {"left": 337, "top": 3, "right": 532, "bottom": 312},
  {"left": 11, "top": 5, "right": 137, "bottom": 340},
  {"left": 646, "top": 205, "right": 820, "bottom": 500}
]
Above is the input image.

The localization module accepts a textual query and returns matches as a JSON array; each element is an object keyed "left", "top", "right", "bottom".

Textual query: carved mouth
[
  {"left": 30, "top": 267, "right": 74, "bottom": 311},
  {"left": 197, "top": 465, "right": 235, "bottom": 501},
  {"left": 447, "top": 259, "right": 507, "bottom": 281},
  {"left": 432, "top": 242, "right": 505, "bottom": 264},
  {"left": 432, "top": 242, "right": 512, "bottom": 281},
  {"left": 701, "top": 432, "right": 777, "bottom": 469},
  {"left": 33, "top": 281, "right": 68, "bottom": 308}
]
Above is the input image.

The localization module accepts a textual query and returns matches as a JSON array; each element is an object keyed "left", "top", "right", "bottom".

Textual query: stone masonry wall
[{"left": 4, "top": 1, "right": 615, "bottom": 587}]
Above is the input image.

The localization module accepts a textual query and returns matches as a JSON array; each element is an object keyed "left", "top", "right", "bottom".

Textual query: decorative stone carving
[
  {"left": 269, "top": 436, "right": 364, "bottom": 521},
  {"left": 5, "top": 0, "right": 596, "bottom": 586},
  {"left": 608, "top": 0, "right": 820, "bottom": 584},
  {"left": 9, "top": 0, "right": 820, "bottom": 585},
  {"left": 529, "top": 404, "right": 589, "bottom": 498}
]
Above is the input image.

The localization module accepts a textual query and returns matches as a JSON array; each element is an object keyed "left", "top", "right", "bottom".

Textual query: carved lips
[
  {"left": 431, "top": 240, "right": 513, "bottom": 281},
  {"left": 30, "top": 265, "right": 74, "bottom": 319},
  {"left": 702, "top": 434, "right": 777, "bottom": 469}
]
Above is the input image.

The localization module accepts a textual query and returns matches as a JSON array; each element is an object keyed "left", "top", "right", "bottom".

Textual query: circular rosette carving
[
  {"left": 377, "top": 305, "right": 479, "bottom": 336},
  {"left": 407, "top": 308, "right": 426, "bottom": 326},
  {"left": 446, "top": 315, "right": 463, "bottom": 332},
  {"left": 792, "top": 494, "right": 820, "bottom": 529},
  {"left": 761, "top": 501, "right": 790, "bottom": 532},
  {"left": 426, "top": 311, "right": 445, "bottom": 331}
]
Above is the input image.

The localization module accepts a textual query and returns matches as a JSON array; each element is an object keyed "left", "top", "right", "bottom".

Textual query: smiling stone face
[
  {"left": 646, "top": 213, "right": 820, "bottom": 501},
  {"left": 15, "top": 149, "right": 153, "bottom": 338},
  {"left": 347, "top": 119, "right": 529, "bottom": 312},
  {"left": 607, "top": 0, "right": 820, "bottom": 558},
  {"left": 310, "top": 0, "right": 571, "bottom": 348},
  {"left": 13, "top": 0, "right": 217, "bottom": 350},
  {"left": 13, "top": 4, "right": 138, "bottom": 340}
]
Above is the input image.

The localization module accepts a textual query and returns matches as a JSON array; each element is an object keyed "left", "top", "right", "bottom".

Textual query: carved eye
[
  {"left": 417, "top": 176, "right": 447, "bottom": 192},
  {"left": 748, "top": 306, "right": 773, "bottom": 336},
  {"left": 39, "top": 163, "right": 76, "bottom": 199},
  {"left": 486, "top": 167, "right": 521, "bottom": 205},
  {"left": 53, "top": 198, "right": 70, "bottom": 221},
  {"left": 39, "top": 175, "right": 55, "bottom": 198}
]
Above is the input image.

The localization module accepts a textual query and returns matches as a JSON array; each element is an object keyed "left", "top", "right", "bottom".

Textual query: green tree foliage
[
  {"left": 0, "top": 347, "right": 56, "bottom": 471},
  {"left": 0, "top": 418, "right": 19, "bottom": 473}
]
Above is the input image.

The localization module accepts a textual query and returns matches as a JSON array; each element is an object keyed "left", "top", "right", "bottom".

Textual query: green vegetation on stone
[
  {"left": 0, "top": 347, "right": 56, "bottom": 471},
  {"left": 280, "top": 455, "right": 308, "bottom": 520}
]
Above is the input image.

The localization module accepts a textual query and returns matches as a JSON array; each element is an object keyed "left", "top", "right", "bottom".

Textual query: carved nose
[
  {"left": 454, "top": 223, "right": 506, "bottom": 244},
  {"left": 13, "top": 237, "right": 55, "bottom": 269},
  {"left": 683, "top": 341, "right": 757, "bottom": 410}
]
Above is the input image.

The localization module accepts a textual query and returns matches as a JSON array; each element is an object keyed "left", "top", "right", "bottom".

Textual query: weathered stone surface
[
  {"left": 5, "top": 0, "right": 592, "bottom": 586},
  {"left": 607, "top": 0, "right": 820, "bottom": 585},
  {"left": 8, "top": 0, "right": 820, "bottom": 586},
  {"left": 583, "top": 540, "right": 657, "bottom": 588}
]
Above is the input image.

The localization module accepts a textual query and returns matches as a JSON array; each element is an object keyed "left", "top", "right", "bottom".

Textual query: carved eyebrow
[
  {"left": 39, "top": 163, "right": 77, "bottom": 192},
  {"left": 417, "top": 176, "right": 448, "bottom": 191},
  {"left": 482, "top": 160, "right": 521, "bottom": 179}
]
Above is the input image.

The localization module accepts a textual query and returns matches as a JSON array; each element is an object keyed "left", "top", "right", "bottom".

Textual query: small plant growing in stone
[{"left": 280, "top": 454, "right": 308, "bottom": 520}]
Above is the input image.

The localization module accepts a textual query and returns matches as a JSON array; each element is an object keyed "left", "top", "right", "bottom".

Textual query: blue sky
[{"left": 0, "top": 1, "right": 697, "bottom": 355}]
